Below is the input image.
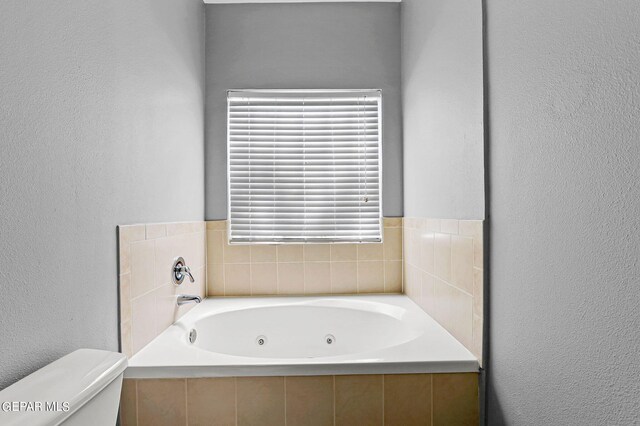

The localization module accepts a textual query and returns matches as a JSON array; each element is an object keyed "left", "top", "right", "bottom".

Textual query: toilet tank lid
[{"left": 0, "top": 349, "right": 127, "bottom": 426}]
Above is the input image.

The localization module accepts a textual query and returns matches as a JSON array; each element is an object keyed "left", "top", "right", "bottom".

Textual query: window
[{"left": 227, "top": 90, "right": 382, "bottom": 244}]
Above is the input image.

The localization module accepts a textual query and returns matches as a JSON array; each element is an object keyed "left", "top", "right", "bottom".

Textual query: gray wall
[
  {"left": 0, "top": 0, "right": 205, "bottom": 389},
  {"left": 486, "top": 0, "right": 640, "bottom": 424},
  {"left": 205, "top": 3, "right": 402, "bottom": 219},
  {"left": 401, "top": 0, "right": 485, "bottom": 219}
]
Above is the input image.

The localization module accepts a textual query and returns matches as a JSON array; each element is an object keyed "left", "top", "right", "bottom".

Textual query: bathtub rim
[{"left": 125, "top": 294, "right": 479, "bottom": 379}]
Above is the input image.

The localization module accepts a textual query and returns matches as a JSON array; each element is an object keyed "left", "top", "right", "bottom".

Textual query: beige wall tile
[
  {"left": 119, "top": 243, "right": 131, "bottom": 275},
  {"left": 187, "top": 378, "right": 236, "bottom": 426},
  {"left": 120, "top": 274, "right": 131, "bottom": 324},
  {"left": 119, "top": 225, "right": 146, "bottom": 245},
  {"left": 206, "top": 220, "right": 226, "bottom": 230},
  {"left": 384, "top": 217, "right": 403, "bottom": 228},
  {"left": 237, "top": 377, "right": 285, "bottom": 426},
  {"left": 184, "top": 232, "right": 206, "bottom": 269},
  {"left": 305, "top": 262, "right": 331, "bottom": 294},
  {"left": 473, "top": 314, "right": 483, "bottom": 363},
  {"left": 383, "top": 227, "right": 402, "bottom": 260},
  {"left": 384, "top": 374, "right": 432, "bottom": 426},
  {"left": 277, "top": 245, "right": 303, "bottom": 262},
  {"left": 285, "top": 376, "right": 334, "bottom": 426},
  {"left": 430, "top": 278, "right": 451, "bottom": 334},
  {"left": 224, "top": 263, "right": 251, "bottom": 296},
  {"left": 154, "top": 284, "right": 177, "bottom": 333},
  {"left": 473, "top": 268, "right": 483, "bottom": 317},
  {"left": 384, "top": 260, "right": 403, "bottom": 293},
  {"left": 207, "top": 230, "right": 224, "bottom": 265},
  {"left": 401, "top": 228, "right": 410, "bottom": 265},
  {"left": 138, "top": 379, "right": 187, "bottom": 426},
  {"left": 193, "top": 265, "right": 207, "bottom": 299},
  {"left": 331, "top": 244, "right": 358, "bottom": 261},
  {"left": 451, "top": 236, "right": 474, "bottom": 294},
  {"left": 251, "top": 245, "right": 277, "bottom": 263},
  {"left": 131, "top": 293, "right": 156, "bottom": 354},
  {"left": 130, "top": 240, "right": 156, "bottom": 298},
  {"left": 304, "top": 244, "right": 331, "bottom": 261},
  {"left": 434, "top": 234, "right": 451, "bottom": 282},
  {"left": 425, "top": 219, "right": 441, "bottom": 232},
  {"left": 458, "top": 220, "right": 481, "bottom": 239},
  {"left": 224, "top": 243, "right": 251, "bottom": 264},
  {"left": 119, "top": 379, "right": 137, "bottom": 426},
  {"left": 331, "top": 261, "right": 358, "bottom": 294},
  {"left": 402, "top": 218, "right": 483, "bottom": 360},
  {"left": 451, "top": 288, "right": 474, "bottom": 350},
  {"left": 433, "top": 280, "right": 473, "bottom": 350},
  {"left": 433, "top": 374, "right": 479, "bottom": 426},
  {"left": 120, "top": 222, "right": 210, "bottom": 357},
  {"left": 404, "top": 264, "right": 422, "bottom": 301},
  {"left": 146, "top": 223, "right": 167, "bottom": 240},
  {"left": 440, "top": 219, "right": 459, "bottom": 235},
  {"left": 120, "top": 321, "right": 132, "bottom": 358},
  {"left": 278, "top": 263, "right": 304, "bottom": 294},
  {"left": 405, "top": 229, "right": 420, "bottom": 266},
  {"left": 421, "top": 272, "right": 436, "bottom": 316},
  {"left": 473, "top": 237, "right": 483, "bottom": 269},
  {"left": 358, "top": 243, "right": 383, "bottom": 261},
  {"left": 335, "top": 375, "right": 383, "bottom": 426},
  {"left": 358, "top": 261, "right": 385, "bottom": 293},
  {"left": 166, "top": 222, "right": 196, "bottom": 236},
  {"left": 419, "top": 232, "right": 435, "bottom": 273},
  {"left": 129, "top": 374, "right": 476, "bottom": 426},
  {"left": 251, "top": 263, "right": 278, "bottom": 295},
  {"left": 207, "top": 263, "right": 225, "bottom": 296}
]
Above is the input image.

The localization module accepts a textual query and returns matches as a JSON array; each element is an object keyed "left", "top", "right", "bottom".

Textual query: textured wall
[
  {"left": 0, "top": 0, "right": 205, "bottom": 389},
  {"left": 401, "top": 0, "right": 485, "bottom": 219},
  {"left": 205, "top": 3, "right": 403, "bottom": 219},
  {"left": 486, "top": 0, "right": 640, "bottom": 424}
]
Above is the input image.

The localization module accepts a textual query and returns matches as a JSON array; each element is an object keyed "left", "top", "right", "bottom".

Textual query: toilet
[{"left": 0, "top": 349, "right": 127, "bottom": 426}]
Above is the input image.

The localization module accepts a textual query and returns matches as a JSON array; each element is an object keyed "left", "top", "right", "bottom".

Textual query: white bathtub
[{"left": 125, "top": 295, "right": 478, "bottom": 378}]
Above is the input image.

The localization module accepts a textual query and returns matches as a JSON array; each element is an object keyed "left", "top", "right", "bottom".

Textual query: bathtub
[{"left": 125, "top": 295, "right": 478, "bottom": 379}]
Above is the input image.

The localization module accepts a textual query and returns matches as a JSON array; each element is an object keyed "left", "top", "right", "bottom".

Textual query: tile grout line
[
  {"left": 381, "top": 374, "right": 385, "bottom": 425},
  {"left": 283, "top": 377, "right": 287, "bottom": 426},
  {"left": 431, "top": 375, "right": 434, "bottom": 426},
  {"left": 184, "top": 378, "right": 188, "bottom": 426},
  {"left": 135, "top": 380, "right": 139, "bottom": 426},
  {"left": 333, "top": 376, "right": 336, "bottom": 426}
]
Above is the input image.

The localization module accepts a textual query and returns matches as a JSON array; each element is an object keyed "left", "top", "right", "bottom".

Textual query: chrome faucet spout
[{"left": 176, "top": 294, "right": 202, "bottom": 306}]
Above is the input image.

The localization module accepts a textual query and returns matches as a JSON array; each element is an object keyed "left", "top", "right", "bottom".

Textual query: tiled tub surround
[
  {"left": 118, "top": 222, "right": 206, "bottom": 357},
  {"left": 120, "top": 373, "right": 478, "bottom": 426},
  {"left": 118, "top": 220, "right": 482, "bottom": 426},
  {"left": 403, "top": 219, "right": 484, "bottom": 361},
  {"left": 206, "top": 218, "right": 403, "bottom": 297}
]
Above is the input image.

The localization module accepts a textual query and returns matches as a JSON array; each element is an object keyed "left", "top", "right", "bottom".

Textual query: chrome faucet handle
[
  {"left": 180, "top": 265, "right": 195, "bottom": 283},
  {"left": 172, "top": 257, "right": 195, "bottom": 285}
]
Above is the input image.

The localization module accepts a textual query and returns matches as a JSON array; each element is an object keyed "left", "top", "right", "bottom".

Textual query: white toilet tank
[{"left": 0, "top": 349, "right": 127, "bottom": 426}]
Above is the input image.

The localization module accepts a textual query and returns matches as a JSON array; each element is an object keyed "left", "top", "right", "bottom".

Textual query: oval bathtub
[{"left": 126, "top": 295, "right": 478, "bottom": 379}]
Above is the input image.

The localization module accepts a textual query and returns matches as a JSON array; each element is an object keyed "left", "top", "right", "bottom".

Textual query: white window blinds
[{"left": 227, "top": 90, "right": 383, "bottom": 244}]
